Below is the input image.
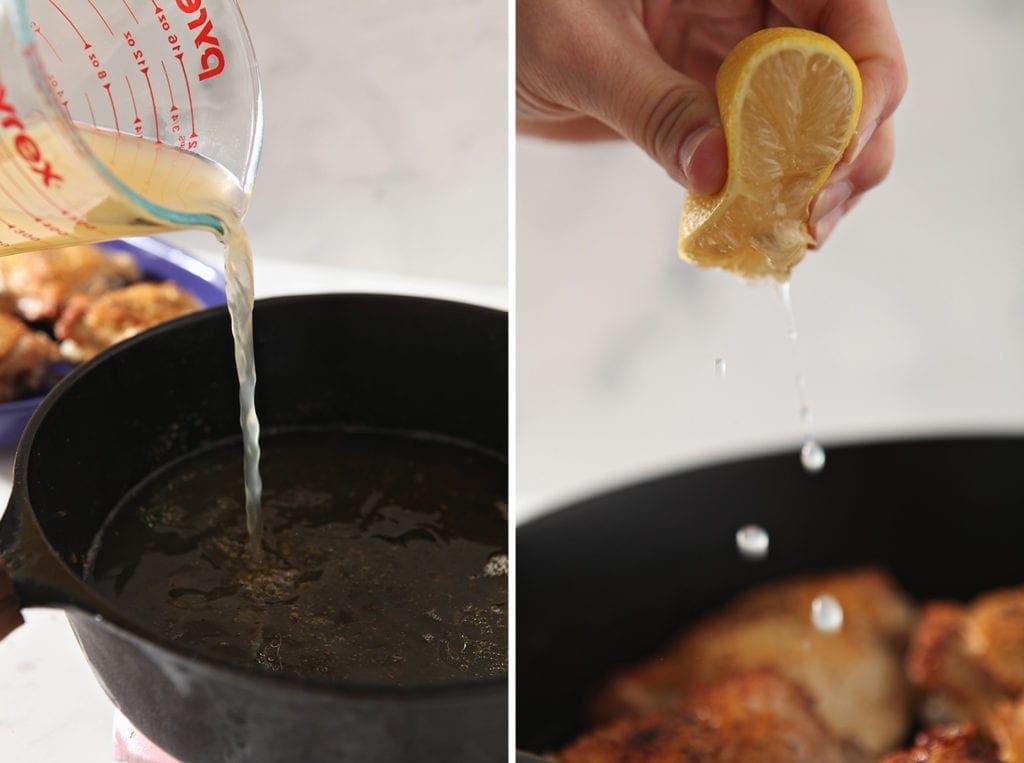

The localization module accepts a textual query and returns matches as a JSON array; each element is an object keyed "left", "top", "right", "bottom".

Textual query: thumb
[{"left": 579, "top": 44, "right": 727, "bottom": 193}]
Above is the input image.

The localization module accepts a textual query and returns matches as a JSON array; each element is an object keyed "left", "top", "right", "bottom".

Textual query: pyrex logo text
[
  {"left": 176, "top": 0, "right": 226, "bottom": 82},
  {"left": 0, "top": 84, "right": 63, "bottom": 188}
]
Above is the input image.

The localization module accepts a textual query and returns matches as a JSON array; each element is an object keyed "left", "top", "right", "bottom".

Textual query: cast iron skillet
[
  {"left": 0, "top": 294, "right": 507, "bottom": 763},
  {"left": 517, "top": 435, "right": 1024, "bottom": 756}
]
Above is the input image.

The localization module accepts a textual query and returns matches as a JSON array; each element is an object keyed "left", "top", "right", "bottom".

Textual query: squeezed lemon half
[{"left": 678, "top": 28, "right": 862, "bottom": 280}]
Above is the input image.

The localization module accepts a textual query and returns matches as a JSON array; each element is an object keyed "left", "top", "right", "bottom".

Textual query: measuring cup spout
[{"left": 0, "top": 0, "right": 262, "bottom": 255}]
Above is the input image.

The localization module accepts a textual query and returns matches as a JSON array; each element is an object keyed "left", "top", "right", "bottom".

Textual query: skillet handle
[
  {"left": 0, "top": 559, "right": 24, "bottom": 639},
  {"left": 0, "top": 483, "right": 101, "bottom": 617}
]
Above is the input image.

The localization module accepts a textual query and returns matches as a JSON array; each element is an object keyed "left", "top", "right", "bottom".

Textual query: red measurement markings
[
  {"left": 87, "top": 0, "right": 113, "bottom": 36},
  {"left": 124, "top": 75, "right": 142, "bottom": 134},
  {"left": 87, "top": 51, "right": 108, "bottom": 83},
  {"left": 0, "top": 148, "right": 69, "bottom": 240},
  {"left": 0, "top": 221, "right": 16, "bottom": 247},
  {"left": 141, "top": 67, "right": 161, "bottom": 143},
  {"left": 0, "top": 210, "right": 24, "bottom": 235},
  {"left": 0, "top": 209, "right": 45, "bottom": 242},
  {"left": 160, "top": 61, "right": 183, "bottom": 147},
  {"left": 0, "top": 202, "right": 51, "bottom": 244},
  {"left": 175, "top": 56, "right": 197, "bottom": 143},
  {"left": 0, "top": 133, "right": 97, "bottom": 234},
  {"left": 103, "top": 82, "right": 121, "bottom": 134},
  {"left": 123, "top": 30, "right": 159, "bottom": 141},
  {"left": 0, "top": 201, "right": 45, "bottom": 244},
  {"left": 29, "top": 22, "right": 62, "bottom": 63},
  {"left": 43, "top": 72, "right": 72, "bottom": 122},
  {"left": 121, "top": 0, "right": 139, "bottom": 24},
  {"left": 84, "top": 92, "right": 97, "bottom": 128},
  {"left": 48, "top": 1, "right": 91, "bottom": 50},
  {"left": 153, "top": 2, "right": 197, "bottom": 147},
  {"left": 160, "top": 60, "right": 177, "bottom": 110}
]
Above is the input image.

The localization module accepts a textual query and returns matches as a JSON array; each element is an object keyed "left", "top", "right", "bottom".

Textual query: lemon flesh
[{"left": 679, "top": 28, "right": 862, "bottom": 280}]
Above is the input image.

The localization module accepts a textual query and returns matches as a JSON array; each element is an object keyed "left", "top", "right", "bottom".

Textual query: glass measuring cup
[{"left": 0, "top": 0, "right": 262, "bottom": 254}]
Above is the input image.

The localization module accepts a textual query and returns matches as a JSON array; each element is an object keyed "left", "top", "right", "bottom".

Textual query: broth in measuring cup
[
  {"left": 2, "top": 0, "right": 266, "bottom": 545},
  {"left": 85, "top": 428, "right": 509, "bottom": 685}
]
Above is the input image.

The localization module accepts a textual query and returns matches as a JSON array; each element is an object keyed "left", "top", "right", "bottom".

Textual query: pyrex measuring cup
[{"left": 0, "top": 0, "right": 262, "bottom": 253}]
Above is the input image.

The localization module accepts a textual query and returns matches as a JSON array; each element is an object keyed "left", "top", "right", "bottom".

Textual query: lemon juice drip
[
  {"left": 735, "top": 524, "right": 768, "bottom": 560},
  {"left": 777, "top": 281, "right": 825, "bottom": 473},
  {"left": 811, "top": 593, "right": 843, "bottom": 633}
]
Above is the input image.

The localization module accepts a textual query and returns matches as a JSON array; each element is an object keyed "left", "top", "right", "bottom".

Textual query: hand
[{"left": 517, "top": 0, "right": 907, "bottom": 245}]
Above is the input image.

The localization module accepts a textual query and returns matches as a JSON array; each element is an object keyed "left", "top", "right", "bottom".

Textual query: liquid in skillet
[{"left": 85, "top": 427, "right": 508, "bottom": 685}]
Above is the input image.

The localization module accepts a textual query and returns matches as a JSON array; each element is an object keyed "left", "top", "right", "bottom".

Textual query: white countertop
[{"left": 0, "top": 256, "right": 504, "bottom": 762}]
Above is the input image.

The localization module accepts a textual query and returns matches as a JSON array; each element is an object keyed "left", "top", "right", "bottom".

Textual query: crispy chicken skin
[
  {"left": 592, "top": 568, "right": 914, "bottom": 755},
  {"left": 964, "top": 589, "right": 1024, "bottom": 695},
  {"left": 0, "top": 313, "right": 60, "bottom": 401},
  {"left": 55, "top": 282, "right": 201, "bottom": 362},
  {"left": 0, "top": 245, "right": 140, "bottom": 321},
  {"left": 908, "top": 587, "right": 1024, "bottom": 760},
  {"left": 880, "top": 724, "right": 1000, "bottom": 763},
  {"left": 562, "top": 670, "right": 868, "bottom": 763},
  {"left": 907, "top": 602, "right": 1008, "bottom": 727}
]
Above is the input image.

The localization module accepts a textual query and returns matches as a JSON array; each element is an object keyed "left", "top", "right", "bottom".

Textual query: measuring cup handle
[{"left": 0, "top": 559, "right": 24, "bottom": 640}]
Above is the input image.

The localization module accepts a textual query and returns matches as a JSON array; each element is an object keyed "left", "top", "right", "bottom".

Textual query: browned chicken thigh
[
  {"left": 0, "top": 313, "right": 60, "bottom": 401},
  {"left": 0, "top": 245, "right": 140, "bottom": 321},
  {"left": 55, "top": 281, "right": 201, "bottom": 362},
  {"left": 592, "top": 568, "right": 915, "bottom": 755},
  {"left": 907, "top": 587, "right": 1024, "bottom": 761},
  {"left": 908, "top": 602, "right": 1009, "bottom": 728},
  {"left": 562, "top": 670, "right": 868, "bottom": 763}
]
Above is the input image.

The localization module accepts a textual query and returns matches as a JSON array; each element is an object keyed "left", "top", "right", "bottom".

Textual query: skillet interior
[
  {"left": 19, "top": 293, "right": 506, "bottom": 621},
  {"left": 3, "top": 293, "right": 508, "bottom": 762},
  {"left": 517, "top": 436, "right": 1024, "bottom": 752}
]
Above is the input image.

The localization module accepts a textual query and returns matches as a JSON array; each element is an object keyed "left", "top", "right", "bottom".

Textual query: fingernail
[
  {"left": 845, "top": 120, "right": 877, "bottom": 165},
  {"left": 812, "top": 206, "right": 844, "bottom": 246},
  {"left": 810, "top": 181, "right": 853, "bottom": 226},
  {"left": 679, "top": 125, "right": 724, "bottom": 193}
]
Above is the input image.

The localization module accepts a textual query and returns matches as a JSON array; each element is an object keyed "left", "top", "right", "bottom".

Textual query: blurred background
[
  {"left": 517, "top": 1, "right": 1024, "bottom": 520},
  {"left": 173, "top": 1, "right": 508, "bottom": 291}
]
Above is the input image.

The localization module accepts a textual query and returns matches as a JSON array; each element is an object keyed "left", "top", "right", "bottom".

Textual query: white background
[{"left": 518, "top": 1, "right": 1024, "bottom": 519}]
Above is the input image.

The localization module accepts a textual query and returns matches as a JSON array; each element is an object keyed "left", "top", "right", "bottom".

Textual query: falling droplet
[
  {"left": 776, "top": 282, "right": 826, "bottom": 474},
  {"left": 811, "top": 594, "right": 844, "bottom": 633},
  {"left": 714, "top": 358, "right": 727, "bottom": 378},
  {"left": 801, "top": 439, "right": 826, "bottom": 473},
  {"left": 777, "top": 280, "right": 792, "bottom": 308},
  {"left": 735, "top": 524, "right": 769, "bottom": 560}
]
